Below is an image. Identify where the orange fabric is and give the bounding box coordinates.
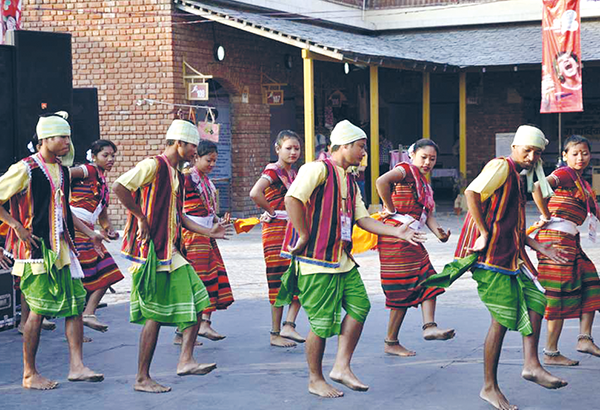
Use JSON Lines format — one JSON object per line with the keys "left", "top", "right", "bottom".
{"left": 234, "top": 217, "right": 260, "bottom": 234}
{"left": 351, "top": 213, "right": 382, "bottom": 254}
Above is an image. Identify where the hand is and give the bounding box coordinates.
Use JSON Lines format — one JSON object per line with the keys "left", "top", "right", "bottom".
{"left": 15, "top": 224, "right": 40, "bottom": 251}
{"left": 466, "top": 233, "right": 488, "bottom": 254}
{"left": 379, "top": 207, "right": 396, "bottom": 219}
{"left": 209, "top": 221, "right": 232, "bottom": 240}
{"left": 538, "top": 241, "right": 569, "bottom": 264}
{"left": 91, "top": 231, "right": 108, "bottom": 258}
{"left": 289, "top": 235, "right": 309, "bottom": 255}
{"left": 396, "top": 221, "right": 426, "bottom": 246}
{"left": 530, "top": 219, "right": 549, "bottom": 231}
{"left": 219, "top": 212, "right": 232, "bottom": 225}
{"left": 103, "top": 228, "right": 120, "bottom": 240}
{"left": 259, "top": 211, "right": 274, "bottom": 223}
{"left": 136, "top": 217, "right": 150, "bottom": 243}
{"left": 436, "top": 227, "right": 451, "bottom": 243}
{"left": 0, "top": 249, "right": 12, "bottom": 270}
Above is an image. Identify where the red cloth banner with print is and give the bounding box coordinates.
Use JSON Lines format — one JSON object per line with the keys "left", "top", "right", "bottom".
{"left": 541, "top": 0, "right": 583, "bottom": 113}
{"left": 1, "top": 0, "right": 22, "bottom": 44}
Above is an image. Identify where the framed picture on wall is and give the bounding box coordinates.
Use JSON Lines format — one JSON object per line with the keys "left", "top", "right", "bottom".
{"left": 188, "top": 82, "right": 209, "bottom": 101}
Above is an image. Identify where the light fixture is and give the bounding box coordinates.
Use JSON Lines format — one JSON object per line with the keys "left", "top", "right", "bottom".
{"left": 214, "top": 44, "right": 225, "bottom": 62}
{"left": 284, "top": 54, "right": 293, "bottom": 70}
{"left": 344, "top": 62, "right": 350, "bottom": 75}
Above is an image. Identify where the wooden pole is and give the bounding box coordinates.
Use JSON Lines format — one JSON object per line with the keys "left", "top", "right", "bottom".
{"left": 302, "top": 50, "right": 315, "bottom": 162}
{"left": 370, "top": 65, "right": 380, "bottom": 205}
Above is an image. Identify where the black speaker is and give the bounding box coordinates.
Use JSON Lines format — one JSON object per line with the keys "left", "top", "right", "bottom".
{"left": 72, "top": 88, "right": 100, "bottom": 164}
{"left": 0, "top": 45, "right": 16, "bottom": 173}
{"left": 8, "top": 30, "right": 73, "bottom": 160}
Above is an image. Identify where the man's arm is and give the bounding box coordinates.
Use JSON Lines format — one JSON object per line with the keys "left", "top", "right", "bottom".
{"left": 181, "top": 214, "right": 229, "bottom": 239}
{"left": 464, "top": 190, "right": 488, "bottom": 253}
{"left": 356, "top": 216, "right": 425, "bottom": 246}
{"left": 112, "top": 181, "right": 150, "bottom": 242}
{"left": 285, "top": 196, "right": 309, "bottom": 254}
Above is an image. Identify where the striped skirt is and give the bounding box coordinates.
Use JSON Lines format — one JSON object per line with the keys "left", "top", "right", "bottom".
{"left": 536, "top": 229, "right": 600, "bottom": 320}
{"left": 74, "top": 221, "right": 124, "bottom": 292}
{"left": 262, "top": 219, "right": 292, "bottom": 305}
{"left": 181, "top": 229, "right": 234, "bottom": 313}
{"left": 378, "top": 226, "right": 444, "bottom": 309}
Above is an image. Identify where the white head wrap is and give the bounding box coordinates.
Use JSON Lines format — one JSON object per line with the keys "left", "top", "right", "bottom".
{"left": 36, "top": 111, "right": 71, "bottom": 140}
{"left": 330, "top": 120, "right": 367, "bottom": 146}
{"left": 166, "top": 119, "right": 200, "bottom": 146}
{"left": 511, "top": 125, "right": 553, "bottom": 198}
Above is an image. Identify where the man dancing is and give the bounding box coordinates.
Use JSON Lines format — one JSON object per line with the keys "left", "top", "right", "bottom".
{"left": 113, "top": 119, "right": 227, "bottom": 393}
{"left": 278, "top": 120, "right": 424, "bottom": 398}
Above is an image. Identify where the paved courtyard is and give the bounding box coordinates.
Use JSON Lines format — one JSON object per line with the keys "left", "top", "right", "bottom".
{"left": 1, "top": 202, "right": 599, "bottom": 409}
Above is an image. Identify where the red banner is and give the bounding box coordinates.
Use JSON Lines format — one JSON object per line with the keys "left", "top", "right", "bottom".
{"left": 541, "top": 0, "right": 583, "bottom": 113}
{"left": 1, "top": 0, "right": 22, "bottom": 45}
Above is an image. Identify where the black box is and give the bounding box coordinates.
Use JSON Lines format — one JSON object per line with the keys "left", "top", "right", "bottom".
{"left": 0, "top": 268, "right": 17, "bottom": 331}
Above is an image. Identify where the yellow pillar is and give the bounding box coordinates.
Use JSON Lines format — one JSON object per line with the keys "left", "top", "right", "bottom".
{"left": 302, "top": 50, "right": 315, "bottom": 162}
{"left": 422, "top": 72, "right": 430, "bottom": 139}
{"left": 370, "top": 65, "right": 380, "bottom": 205}
{"left": 459, "top": 72, "right": 467, "bottom": 178}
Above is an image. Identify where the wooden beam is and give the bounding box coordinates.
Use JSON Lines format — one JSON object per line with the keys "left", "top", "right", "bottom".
{"left": 422, "top": 71, "right": 430, "bottom": 139}
{"left": 370, "top": 65, "right": 380, "bottom": 205}
{"left": 459, "top": 72, "right": 467, "bottom": 178}
{"left": 303, "top": 52, "right": 315, "bottom": 162}
{"left": 302, "top": 49, "right": 343, "bottom": 63}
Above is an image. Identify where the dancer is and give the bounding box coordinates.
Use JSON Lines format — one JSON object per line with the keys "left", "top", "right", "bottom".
{"left": 425, "top": 125, "right": 568, "bottom": 410}
{"left": 250, "top": 130, "right": 305, "bottom": 347}
{"left": 531, "top": 134, "right": 600, "bottom": 366}
{"left": 0, "top": 112, "right": 104, "bottom": 389}
{"left": 70, "top": 140, "right": 124, "bottom": 333}
{"left": 376, "top": 139, "right": 454, "bottom": 357}
{"left": 176, "top": 139, "right": 234, "bottom": 344}
{"left": 277, "top": 120, "right": 425, "bottom": 398}
{"left": 113, "top": 119, "right": 227, "bottom": 393}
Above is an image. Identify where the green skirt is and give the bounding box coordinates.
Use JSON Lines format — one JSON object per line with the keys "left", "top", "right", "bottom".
{"left": 20, "top": 243, "right": 86, "bottom": 318}
{"left": 130, "top": 242, "right": 210, "bottom": 330}
{"left": 277, "top": 260, "right": 371, "bottom": 339}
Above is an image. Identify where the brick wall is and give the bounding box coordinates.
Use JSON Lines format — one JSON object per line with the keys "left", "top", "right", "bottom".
{"left": 21, "top": 0, "right": 178, "bottom": 227}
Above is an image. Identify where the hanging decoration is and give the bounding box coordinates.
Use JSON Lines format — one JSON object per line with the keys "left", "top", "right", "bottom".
{"left": 261, "top": 71, "right": 286, "bottom": 106}
{"left": 541, "top": 0, "right": 583, "bottom": 113}
{"left": 184, "top": 60, "right": 212, "bottom": 101}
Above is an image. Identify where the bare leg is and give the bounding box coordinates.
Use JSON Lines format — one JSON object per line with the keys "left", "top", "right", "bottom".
{"left": 177, "top": 314, "right": 217, "bottom": 376}
{"left": 421, "top": 298, "right": 455, "bottom": 340}
{"left": 280, "top": 300, "right": 305, "bottom": 343}
{"left": 134, "top": 319, "right": 170, "bottom": 393}
{"left": 329, "top": 314, "right": 369, "bottom": 392}
{"left": 543, "top": 319, "right": 578, "bottom": 366}
{"left": 82, "top": 288, "right": 109, "bottom": 332}
{"left": 66, "top": 315, "right": 103, "bottom": 382}
{"left": 521, "top": 309, "right": 568, "bottom": 389}
{"left": 22, "top": 311, "right": 58, "bottom": 390}
{"left": 198, "top": 311, "right": 225, "bottom": 341}
{"left": 479, "top": 316, "right": 516, "bottom": 410}
{"left": 306, "top": 329, "right": 343, "bottom": 398}
{"left": 270, "top": 305, "right": 296, "bottom": 347}
{"left": 576, "top": 312, "right": 600, "bottom": 357}
{"left": 18, "top": 295, "right": 55, "bottom": 333}
{"left": 384, "top": 308, "right": 415, "bottom": 356}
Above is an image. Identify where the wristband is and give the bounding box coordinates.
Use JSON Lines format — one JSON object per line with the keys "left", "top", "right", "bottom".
{"left": 267, "top": 212, "right": 276, "bottom": 219}
{"left": 540, "top": 215, "right": 552, "bottom": 223}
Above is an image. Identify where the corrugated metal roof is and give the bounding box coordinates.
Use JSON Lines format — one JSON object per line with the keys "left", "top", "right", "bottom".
{"left": 175, "top": 0, "right": 600, "bottom": 68}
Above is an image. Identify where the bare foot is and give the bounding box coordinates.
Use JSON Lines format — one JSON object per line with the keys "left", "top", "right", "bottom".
{"left": 173, "top": 333, "right": 203, "bottom": 346}
{"left": 23, "top": 373, "right": 59, "bottom": 390}
{"left": 576, "top": 338, "right": 600, "bottom": 357}
{"left": 41, "top": 318, "right": 56, "bottom": 331}
{"left": 543, "top": 352, "right": 579, "bottom": 366}
{"left": 308, "top": 379, "right": 344, "bottom": 398}
{"left": 480, "top": 385, "right": 517, "bottom": 410}
{"left": 198, "top": 322, "right": 226, "bottom": 341}
{"left": 176, "top": 362, "right": 217, "bottom": 376}
{"left": 82, "top": 315, "right": 108, "bottom": 333}
{"left": 423, "top": 325, "right": 455, "bottom": 341}
{"left": 280, "top": 324, "right": 305, "bottom": 343}
{"left": 68, "top": 366, "right": 104, "bottom": 382}
{"left": 329, "top": 369, "right": 369, "bottom": 392}
{"left": 521, "top": 366, "right": 568, "bottom": 389}
{"left": 270, "top": 334, "right": 297, "bottom": 348}
{"left": 134, "top": 377, "right": 171, "bottom": 393}
{"left": 384, "top": 341, "right": 416, "bottom": 357}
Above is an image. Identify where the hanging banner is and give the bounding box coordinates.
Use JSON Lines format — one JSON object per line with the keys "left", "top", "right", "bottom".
{"left": 1, "top": 0, "right": 22, "bottom": 45}
{"left": 541, "top": 0, "right": 583, "bottom": 113}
